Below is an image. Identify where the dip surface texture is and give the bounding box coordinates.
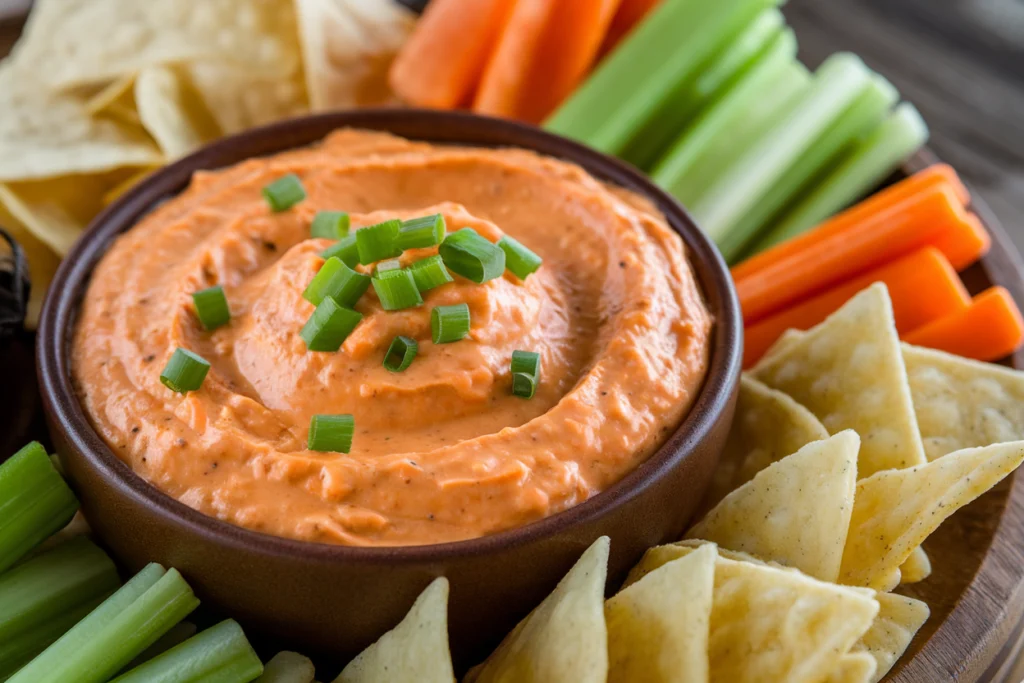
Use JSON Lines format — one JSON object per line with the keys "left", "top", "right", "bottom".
{"left": 73, "top": 130, "right": 712, "bottom": 546}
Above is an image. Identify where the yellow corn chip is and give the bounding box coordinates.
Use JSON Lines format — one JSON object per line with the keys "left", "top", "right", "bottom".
{"left": 854, "top": 592, "right": 929, "bottom": 683}
{"left": 257, "top": 651, "right": 316, "bottom": 683}
{"left": 467, "top": 537, "right": 609, "bottom": 683}
{"left": 183, "top": 63, "right": 308, "bottom": 135}
{"left": 898, "top": 546, "right": 932, "bottom": 584}
{"left": 135, "top": 66, "right": 220, "bottom": 159}
{"left": 333, "top": 577, "right": 454, "bottom": 683}
{"left": 840, "top": 441, "right": 1024, "bottom": 589}
{"left": 752, "top": 284, "right": 926, "bottom": 477}
{"left": 823, "top": 653, "right": 878, "bottom": 683}
{"left": 85, "top": 76, "right": 136, "bottom": 116}
{"left": 703, "top": 374, "right": 829, "bottom": 509}
{"left": 605, "top": 543, "right": 714, "bottom": 683}
{"left": 687, "top": 431, "right": 859, "bottom": 582}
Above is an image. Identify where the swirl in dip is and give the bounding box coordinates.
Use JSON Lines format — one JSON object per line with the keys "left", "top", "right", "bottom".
{"left": 73, "top": 129, "right": 712, "bottom": 547}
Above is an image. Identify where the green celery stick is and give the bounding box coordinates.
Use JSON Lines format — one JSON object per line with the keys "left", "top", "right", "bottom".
{"left": 544, "top": 0, "right": 780, "bottom": 155}
{"left": 10, "top": 563, "right": 200, "bottom": 683}
{"left": 0, "top": 441, "right": 79, "bottom": 573}
{"left": 652, "top": 30, "right": 806, "bottom": 204}
{"left": 255, "top": 652, "right": 316, "bottom": 683}
{"left": 110, "top": 620, "right": 263, "bottom": 683}
{"left": 719, "top": 72, "right": 899, "bottom": 260}
{"left": 751, "top": 102, "right": 929, "bottom": 253}
{"left": 122, "top": 621, "right": 198, "bottom": 672}
{"left": 690, "top": 53, "right": 873, "bottom": 258}
{"left": 0, "top": 596, "right": 105, "bottom": 679}
{"left": 621, "top": 7, "right": 786, "bottom": 170}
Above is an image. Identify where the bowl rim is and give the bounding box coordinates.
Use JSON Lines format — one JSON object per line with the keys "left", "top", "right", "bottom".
{"left": 36, "top": 108, "right": 743, "bottom": 564}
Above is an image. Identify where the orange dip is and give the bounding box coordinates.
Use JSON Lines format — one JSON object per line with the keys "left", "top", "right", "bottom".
{"left": 73, "top": 130, "right": 712, "bottom": 546}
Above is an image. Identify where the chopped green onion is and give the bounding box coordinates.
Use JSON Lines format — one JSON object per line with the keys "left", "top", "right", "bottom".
{"left": 0, "top": 441, "right": 79, "bottom": 574}
{"left": 384, "top": 336, "right": 418, "bottom": 373}
{"left": 409, "top": 255, "right": 454, "bottom": 292}
{"left": 498, "top": 236, "right": 543, "bottom": 279}
{"left": 372, "top": 269, "right": 423, "bottom": 311}
{"left": 160, "top": 348, "right": 211, "bottom": 394}
{"left": 511, "top": 350, "right": 541, "bottom": 377}
{"left": 110, "top": 620, "right": 262, "bottom": 683}
{"left": 397, "top": 214, "right": 446, "bottom": 250}
{"left": 376, "top": 258, "right": 402, "bottom": 274}
{"left": 308, "top": 414, "right": 354, "bottom": 453}
{"left": 439, "top": 228, "right": 506, "bottom": 283}
{"left": 356, "top": 219, "right": 402, "bottom": 264}
{"left": 431, "top": 304, "right": 471, "bottom": 344}
{"left": 311, "top": 211, "right": 350, "bottom": 240}
{"left": 321, "top": 233, "right": 359, "bottom": 268}
{"left": 300, "top": 297, "right": 362, "bottom": 352}
{"left": 191, "top": 285, "right": 231, "bottom": 331}
{"left": 512, "top": 372, "right": 537, "bottom": 399}
{"left": 262, "top": 174, "right": 306, "bottom": 212}
{"left": 9, "top": 563, "right": 199, "bottom": 683}
{"left": 302, "top": 257, "right": 371, "bottom": 308}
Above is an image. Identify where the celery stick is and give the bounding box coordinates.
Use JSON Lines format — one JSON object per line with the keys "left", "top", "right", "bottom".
{"left": 620, "top": 7, "right": 785, "bottom": 170}
{"left": 0, "top": 596, "right": 104, "bottom": 680}
{"left": 720, "top": 72, "right": 899, "bottom": 260}
{"left": 0, "top": 441, "right": 79, "bottom": 573}
{"left": 652, "top": 30, "right": 806, "bottom": 203}
{"left": 544, "top": 0, "right": 780, "bottom": 155}
{"left": 256, "top": 652, "right": 317, "bottom": 683}
{"left": 123, "top": 621, "right": 198, "bottom": 672}
{"left": 110, "top": 620, "right": 263, "bottom": 683}
{"left": 10, "top": 564, "right": 200, "bottom": 683}
{"left": 752, "top": 102, "right": 930, "bottom": 252}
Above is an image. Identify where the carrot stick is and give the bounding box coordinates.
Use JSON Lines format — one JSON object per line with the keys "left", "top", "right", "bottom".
{"left": 734, "top": 184, "right": 987, "bottom": 324}
{"left": 731, "top": 164, "right": 969, "bottom": 282}
{"left": 931, "top": 212, "right": 991, "bottom": 272}
{"left": 472, "top": 0, "right": 622, "bottom": 124}
{"left": 599, "top": 0, "right": 663, "bottom": 57}
{"left": 743, "top": 247, "right": 970, "bottom": 367}
{"left": 904, "top": 287, "right": 1024, "bottom": 362}
{"left": 389, "top": 0, "right": 516, "bottom": 109}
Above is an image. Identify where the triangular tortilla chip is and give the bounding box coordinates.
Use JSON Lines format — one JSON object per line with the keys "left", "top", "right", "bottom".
{"left": 903, "top": 343, "right": 1024, "bottom": 460}
{"left": 703, "top": 374, "right": 829, "bottom": 509}
{"left": 687, "top": 431, "right": 859, "bottom": 582}
{"left": 135, "top": 66, "right": 220, "bottom": 160}
{"left": 467, "top": 537, "right": 609, "bottom": 683}
{"left": 334, "top": 577, "right": 454, "bottom": 683}
{"left": 823, "top": 653, "right": 878, "bottom": 683}
{"left": 840, "top": 441, "right": 1024, "bottom": 589}
{"left": 898, "top": 546, "right": 932, "bottom": 584}
{"left": 627, "top": 542, "right": 879, "bottom": 683}
{"left": 854, "top": 592, "right": 929, "bottom": 683}
{"left": 752, "top": 284, "right": 926, "bottom": 477}
{"left": 605, "top": 543, "right": 715, "bottom": 683}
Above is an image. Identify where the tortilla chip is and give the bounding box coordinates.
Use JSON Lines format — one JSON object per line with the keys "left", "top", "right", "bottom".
{"left": 333, "top": 577, "right": 454, "bottom": 683}
{"left": 823, "top": 653, "right": 878, "bottom": 683}
{"left": 257, "top": 651, "right": 316, "bottom": 683}
{"left": 898, "top": 546, "right": 932, "bottom": 584}
{"left": 854, "top": 592, "right": 929, "bottom": 683}
{"left": 903, "top": 343, "right": 1024, "bottom": 460}
{"left": 0, "top": 206, "right": 59, "bottom": 329}
{"left": 183, "top": 62, "right": 308, "bottom": 135}
{"left": 135, "top": 66, "right": 220, "bottom": 159}
{"left": 703, "top": 374, "right": 829, "bottom": 509}
{"left": 840, "top": 441, "right": 1024, "bottom": 589}
{"left": 467, "top": 537, "right": 609, "bottom": 683}
{"left": 752, "top": 284, "right": 926, "bottom": 477}
{"left": 102, "top": 168, "right": 159, "bottom": 207}
{"left": 687, "top": 431, "right": 859, "bottom": 582}
{"left": 85, "top": 76, "right": 136, "bottom": 116}
{"left": 627, "top": 543, "right": 879, "bottom": 683}
{"left": 605, "top": 543, "right": 714, "bottom": 683}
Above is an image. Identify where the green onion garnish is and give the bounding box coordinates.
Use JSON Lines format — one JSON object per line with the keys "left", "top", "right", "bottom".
{"left": 439, "top": 228, "right": 506, "bottom": 283}
{"left": 376, "top": 258, "right": 402, "bottom": 274}
{"left": 321, "top": 233, "right": 359, "bottom": 268}
{"left": 512, "top": 372, "right": 537, "bottom": 399}
{"left": 498, "top": 236, "right": 543, "bottom": 279}
{"left": 159, "top": 349, "right": 210, "bottom": 394}
{"left": 262, "top": 174, "right": 306, "bottom": 212}
{"left": 302, "top": 257, "right": 371, "bottom": 308}
{"left": 372, "top": 269, "right": 423, "bottom": 311}
{"left": 384, "top": 336, "right": 418, "bottom": 373}
{"left": 511, "top": 350, "right": 541, "bottom": 377}
{"left": 109, "top": 620, "right": 262, "bottom": 683}
{"left": 409, "top": 255, "right": 454, "bottom": 292}
{"left": 300, "top": 297, "right": 362, "bottom": 352}
{"left": 308, "top": 414, "right": 354, "bottom": 453}
{"left": 311, "top": 211, "right": 350, "bottom": 240}
{"left": 397, "top": 214, "right": 446, "bottom": 250}
{"left": 356, "top": 219, "right": 402, "bottom": 264}
{"left": 191, "top": 285, "right": 230, "bottom": 331}
{"left": 431, "top": 303, "right": 471, "bottom": 344}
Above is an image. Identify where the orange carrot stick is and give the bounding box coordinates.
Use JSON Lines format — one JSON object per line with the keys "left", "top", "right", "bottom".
{"left": 932, "top": 212, "right": 991, "bottom": 272}
{"left": 472, "top": 0, "right": 622, "bottom": 124}
{"left": 734, "top": 184, "right": 987, "bottom": 324}
{"left": 389, "top": 0, "right": 516, "bottom": 109}
{"left": 904, "top": 287, "right": 1024, "bottom": 361}
{"left": 731, "top": 164, "right": 970, "bottom": 282}
{"left": 599, "top": 0, "right": 663, "bottom": 57}
{"left": 743, "top": 247, "right": 970, "bottom": 367}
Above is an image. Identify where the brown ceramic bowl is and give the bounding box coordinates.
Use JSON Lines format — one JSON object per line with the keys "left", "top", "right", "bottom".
{"left": 36, "top": 109, "right": 742, "bottom": 667}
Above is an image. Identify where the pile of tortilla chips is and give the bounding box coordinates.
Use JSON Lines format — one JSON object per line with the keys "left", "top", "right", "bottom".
{"left": 333, "top": 283, "right": 1024, "bottom": 683}
{"left": 0, "top": 0, "right": 414, "bottom": 327}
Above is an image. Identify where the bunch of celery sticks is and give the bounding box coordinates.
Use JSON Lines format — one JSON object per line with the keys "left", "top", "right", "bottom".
{"left": 546, "top": 0, "right": 929, "bottom": 263}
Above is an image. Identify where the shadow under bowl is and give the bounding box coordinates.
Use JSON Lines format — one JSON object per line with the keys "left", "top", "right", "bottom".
{"left": 36, "top": 109, "right": 743, "bottom": 667}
